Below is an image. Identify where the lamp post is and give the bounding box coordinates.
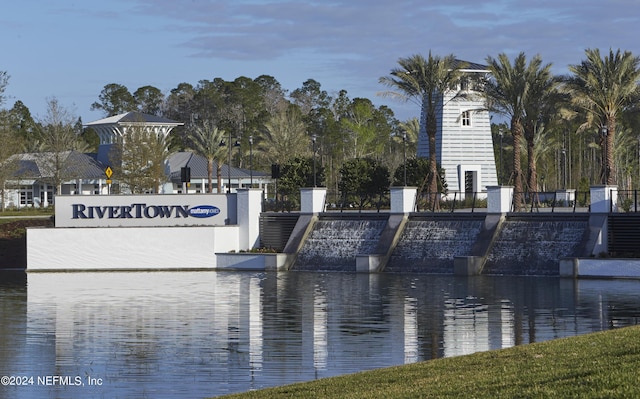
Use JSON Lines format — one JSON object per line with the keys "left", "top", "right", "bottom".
{"left": 637, "top": 137, "right": 640, "bottom": 189}
{"left": 561, "top": 148, "right": 567, "bottom": 189}
{"left": 225, "top": 131, "right": 241, "bottom": 193}
{"left": 312, "top": 134, "right": 317, "bottom": 187}
{"left": 602, "top": 125, "right": 608, "bottom": 185}
{"left": 249, "top": 135, "right": 254, "bottom": 187}
{"left": 227, "top": 130, "right": 232, "bottom": 193}
{"left": 218, "top": 139, "right": 225, "bottom": 193}
{"left": 402, "top": 130, "right": 407, "bottom": 186}
{"left": 499, "top": 129, "right": 503, "bottom": 185}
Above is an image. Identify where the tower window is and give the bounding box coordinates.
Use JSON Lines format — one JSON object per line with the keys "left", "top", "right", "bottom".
{"left": 461, "top": 111, "right": 471, "bottom": 127}
{"left": 460, "top": 78, "right": 469, "bottom": 91}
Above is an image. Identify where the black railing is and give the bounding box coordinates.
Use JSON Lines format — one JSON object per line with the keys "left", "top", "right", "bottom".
{"left": 614, "top": 190, "right": 640, "bottom": 212}
{"left": 512, "top": 191, "right": 590, "bottom": 213}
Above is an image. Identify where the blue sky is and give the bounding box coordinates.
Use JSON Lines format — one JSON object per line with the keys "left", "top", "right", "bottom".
{"left": 1, "top": 0, "right": 639, "bottom": 124}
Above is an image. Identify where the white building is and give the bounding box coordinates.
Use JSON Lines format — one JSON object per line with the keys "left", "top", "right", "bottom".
{"left": 167, "top": 152, "right": 272, "bottom": 194}
{"left": 4, "top": 151, "right": 108, "bottom": 208}
{"left": 417, "top": 60, "right": 498, "bottom": 197}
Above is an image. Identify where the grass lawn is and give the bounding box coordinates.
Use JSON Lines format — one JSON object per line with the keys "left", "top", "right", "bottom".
{"left": 216, "top": 325, "right": 640, "bottom": 399}
{"left": 0, "top": 207, "right": 53, "bottom": 218}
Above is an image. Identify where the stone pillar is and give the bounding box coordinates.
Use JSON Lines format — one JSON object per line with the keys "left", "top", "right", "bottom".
{"left": 237, "top": 188, "right": 263, "bottom": 250}
{"left": 590, "top": 185, "right": 618, "bottom": 213}
{"left": 390, "top": 186, "right": 417, "bottom": 213}
{"left": 487, "top": 186, "right": 513, "bottom": 213}
{"left": 300, "top": 187, "right": 327, "bottom": 213}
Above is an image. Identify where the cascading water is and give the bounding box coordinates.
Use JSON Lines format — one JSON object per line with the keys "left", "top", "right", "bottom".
{"left": 293, "top": 219, "right": 387, "bottom": 271}
{"left": 386, "top": 219, "right": 484, "bottom": 273}
{"left": 482, "top": 218, "right": 590, "bottom": 275}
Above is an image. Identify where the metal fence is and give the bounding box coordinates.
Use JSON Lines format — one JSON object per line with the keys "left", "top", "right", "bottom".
{"left": 614, "top": 190, "right": 640, "bottom": 213}
{"left": 261, "top": 189, "right": 640, "bottom": 214}
{"left": 511, "top": 191, "right": 590, "bottom": 213}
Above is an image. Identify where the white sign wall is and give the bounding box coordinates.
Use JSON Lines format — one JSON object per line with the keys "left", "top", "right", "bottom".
{"left": 55, "top": 194, "right": 236, "bottom": 227}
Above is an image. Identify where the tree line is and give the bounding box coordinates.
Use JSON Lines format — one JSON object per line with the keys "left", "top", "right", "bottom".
{"left": 1, "top": 47, "right": 640, "bottom": 210}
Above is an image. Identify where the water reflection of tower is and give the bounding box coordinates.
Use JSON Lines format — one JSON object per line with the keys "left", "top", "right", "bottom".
{"left": 313, "top": 287, "right": 328, "bottom": 373}
{"left": 443, "top": 297, "right": 515, "bottom": 358}
{"left": 403, "top": 297, "right": 419, "bottom": 364}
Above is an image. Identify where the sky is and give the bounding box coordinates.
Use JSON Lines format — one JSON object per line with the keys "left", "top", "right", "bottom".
{"left": 1, "top": 0, "right": 640, "bottom": 125}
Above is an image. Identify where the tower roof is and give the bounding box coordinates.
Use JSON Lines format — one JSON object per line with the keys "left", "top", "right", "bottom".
{"left": 454, "top": 59, "right": 489, "bottom": 72}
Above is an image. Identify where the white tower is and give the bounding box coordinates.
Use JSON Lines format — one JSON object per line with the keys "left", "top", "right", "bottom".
{"left": 417, "top": 60, "right": 498, "bottom": 197}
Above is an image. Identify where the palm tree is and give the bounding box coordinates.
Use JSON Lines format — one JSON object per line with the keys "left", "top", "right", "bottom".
{"left": 188, "top": 119, "right": 227, "bottom": 193}
{"left": 146, "top": 131, "right": 172, "bottom": 193}
{"left": 565, "top": 48, "right": 640, "bottom": 185}
{"left": 484, "top": 52, "right": 531, "bottom": 210}
{"left": 521, "top": 55, "right": 561, "bottom": 195}
{"left": 379, "top": 52, "right": 466, "bottom": 207}
{"left": 259, "top": 104, "right": 311, "bottom": 164}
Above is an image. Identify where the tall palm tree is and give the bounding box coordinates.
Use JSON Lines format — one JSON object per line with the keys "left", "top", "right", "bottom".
{"left": 522, "top": 55, "right": 561, "bottom": 194}
{"left": 188, "top": 119, "right": 227, "bottom": 193}
{"left": 565, "top": 48, "right": 640, "bottom": 185}
{"left": 484, "top": 52, "right": 531, "bottom": 209}
{"left": 379, "top": 52, "right": 466, "bottom": 206}
{"left": 259, "top": 104, "right": 310, "bottom": 164}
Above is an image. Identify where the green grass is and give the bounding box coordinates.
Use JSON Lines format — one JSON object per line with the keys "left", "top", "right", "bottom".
{"left": 0, "top": 207, "right": 53, "bottom": 217}
{"left": 216, "top": 326, "right": 640, "bottom": 399}
{"left": 0, "top": 208, "right": 53, "bottom": 228}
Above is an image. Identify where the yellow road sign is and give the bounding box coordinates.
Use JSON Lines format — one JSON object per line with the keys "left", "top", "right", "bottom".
{"left": 105, "top": 167, "right": 113, "bottom": 178}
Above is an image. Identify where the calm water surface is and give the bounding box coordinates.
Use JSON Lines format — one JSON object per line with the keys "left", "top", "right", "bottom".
{"left": 1, "top": 270, "right": 640, "bottom": 399}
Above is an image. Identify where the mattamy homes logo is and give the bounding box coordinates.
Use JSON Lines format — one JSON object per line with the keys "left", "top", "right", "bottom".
{"left": 71, "top": 203, "right": 221, "bottom": 219}
{"left": 188, "top": 205, "right": 221, "bottom": 218}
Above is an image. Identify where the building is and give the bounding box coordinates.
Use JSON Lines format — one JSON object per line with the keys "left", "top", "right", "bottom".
{"left": 417, "top": 60, "right": 498, "bottom": 197}
{"left": 4, "top": 151, "right": 108, "bottom": 208}
{"left": 167, "top": 152, "right": 272, "bottom": 194}
{"left": 2, "top": 112, "right": 271, "bottom": 208}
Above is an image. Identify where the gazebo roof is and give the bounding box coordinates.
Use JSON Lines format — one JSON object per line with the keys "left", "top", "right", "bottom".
{"left": 85, "top": 111, "right": 183, "bottom": 127}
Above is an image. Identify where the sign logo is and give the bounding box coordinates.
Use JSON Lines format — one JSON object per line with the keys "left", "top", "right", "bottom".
{"left": 189, "top": 205, "right": 221, "bottom": 218}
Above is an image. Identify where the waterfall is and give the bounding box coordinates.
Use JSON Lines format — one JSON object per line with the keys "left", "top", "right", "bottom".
{"left": 293, "top": 219, "right": 387, "bottom": 271}
{"left": 386, "top": 219, "right": 484, "bottom": 274}
{"left": 483, "top": 219, "right": 590, "bottom": 275}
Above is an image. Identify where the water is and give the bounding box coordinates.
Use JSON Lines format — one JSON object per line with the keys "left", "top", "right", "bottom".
{"left": 386, "top": 219, "right": 484, "bottom": 273}
{"left": 1, "top": 270, "right": 640, "bottom": 399}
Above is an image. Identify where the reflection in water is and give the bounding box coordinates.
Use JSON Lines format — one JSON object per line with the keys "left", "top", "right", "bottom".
{"left": 0, "top": 271, "right": 639, "bottom": 398}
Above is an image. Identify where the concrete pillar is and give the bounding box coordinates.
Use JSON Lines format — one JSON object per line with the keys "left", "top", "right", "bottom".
{"left": 300, "top": 187, "right": 326, "bottom": 213}
{"left": 390, "top": 186, "right": 417, "bottom": 213}
{"left": 487, "top": 186, "right": 513, "bottom": 213}
{"left": 590, "top": 185, "right": 617, "bottom": 213}
{"left": 555, "top": 189, "right": 576, "bottom": 205}
{"left": 237, "top": 188, "right": 263, "bottom": 250}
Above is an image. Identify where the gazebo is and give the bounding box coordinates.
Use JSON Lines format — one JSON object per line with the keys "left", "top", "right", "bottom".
{"left": 85, "top": 111, "right": 183, "bottom": 165}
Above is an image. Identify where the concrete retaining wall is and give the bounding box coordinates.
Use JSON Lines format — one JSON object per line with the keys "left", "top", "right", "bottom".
{"left": 560, "top": 258, "right": 640, "bottom": 279}
{"left": 27, "top": 226, "right": 238, "bottom": 271}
